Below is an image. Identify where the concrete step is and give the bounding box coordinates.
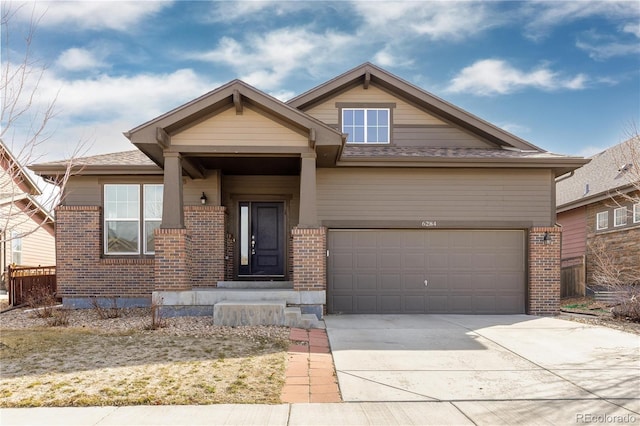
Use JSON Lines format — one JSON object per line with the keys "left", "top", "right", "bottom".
{"left": 301, "top": 313, "right": 320, "bottom": 329}
{"left": 216, "top": 281, "right": 294, "bottom": 289}
{"left": 213, "top": 300, "right": 286, "bottom": 326}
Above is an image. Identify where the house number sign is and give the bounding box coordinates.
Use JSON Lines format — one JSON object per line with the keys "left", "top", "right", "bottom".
{"left": 421, "top": 220, "right": 437, "bottom": 227}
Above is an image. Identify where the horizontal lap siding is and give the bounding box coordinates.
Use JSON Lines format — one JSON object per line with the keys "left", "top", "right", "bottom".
{"left": 394, "top": 126, "right": 492, "bottom": 148}
{"left": 171, "top": 105, "right": 308, "bottom": 147}
{"left": 558, "top": 207, "right": 587, "bottom": 259}
{"left": 305, "top": 85, "right": 446, "bottom": 126}
{"left": 317, "top": 168, "right": 553, "bottom": 226}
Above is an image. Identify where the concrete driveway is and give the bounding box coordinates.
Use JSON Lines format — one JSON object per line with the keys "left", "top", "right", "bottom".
{"left": 325, "top": 314, "right": 640, "bottom": 423}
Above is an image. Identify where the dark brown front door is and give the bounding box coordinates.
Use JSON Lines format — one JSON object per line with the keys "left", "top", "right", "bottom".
{"left": 239, "top": 202, "right": 285, "bottom": 277}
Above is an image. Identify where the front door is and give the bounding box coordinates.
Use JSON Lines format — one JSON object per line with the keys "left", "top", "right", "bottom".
{"left": 239, "top": 202, "right": 285, "bottom": 277}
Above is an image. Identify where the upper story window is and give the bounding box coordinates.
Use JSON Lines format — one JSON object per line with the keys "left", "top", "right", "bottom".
{"left": 104, "top": 184, "right": 163, "bottom": 255}
{"left": 614, "top": 207, "right": 627, "bottom": 227}
{"left": 342, "top": 108, "right": 389, "bottom": 144}
{"left": 634, "top": 203, "right": 639, "bottom": 224}
{"left": 596, "top": 211, "right": 608, "bottom": 230}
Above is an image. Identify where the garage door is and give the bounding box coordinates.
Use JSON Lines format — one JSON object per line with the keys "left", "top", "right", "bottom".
{"left": 328, "top": 230, "right": 525, "bottom": 314}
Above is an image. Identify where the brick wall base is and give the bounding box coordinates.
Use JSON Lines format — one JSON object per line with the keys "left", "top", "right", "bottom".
{"left": 154, "top": 228, "right": 191, "bottom": 291}
{"left": 292, "top": 227, "right": 326, "bottom": 291}
{"left": 55, "top": 206, "right": 154, "bottom": 299}
{"left": 529, "top": 227, "right": 562, "bottom": 315}
{"left": 185, "top": 206, "right": 225, "bottom": 286}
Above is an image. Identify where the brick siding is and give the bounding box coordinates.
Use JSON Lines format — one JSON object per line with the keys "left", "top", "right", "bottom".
{"left": 528, "top": 227, "right": 562, "bottom": 315}
{"left": 55, "top": 206, "right": 154, "bottom": 298}
{"left": 585, "top": 197, "right": 640, "bottom": 287}
{"left": 184, "top": 206, "right": 225, "bottom": 286}
{"left": 292, "top": 227, "right": 326, "bottom": 291}
{"left": 154, "top": 228, "right": 191, "bottom": 291}
{"left": 225, "top": 232, "right": 235, "bottom": 280}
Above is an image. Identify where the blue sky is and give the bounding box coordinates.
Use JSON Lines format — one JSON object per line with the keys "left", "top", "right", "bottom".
{"left": 2, "top": 0, "right": 640, "bottom": 163}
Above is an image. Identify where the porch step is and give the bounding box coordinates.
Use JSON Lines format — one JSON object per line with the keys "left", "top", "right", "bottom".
{"left": 284, "top": 307, "right": 321, "bottom": 329}
{"left": 217, "top": 281, "right": 294, "bottom": 289}
{"left": 212, "top": 300, "right": 321, "bottom": 328}
{"left": 213, "top": 300, "right": 286, "bottom": 326}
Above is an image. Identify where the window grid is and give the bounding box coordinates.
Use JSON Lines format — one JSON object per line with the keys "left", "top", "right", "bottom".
{"left": 634, "top": 204, "right": 640, "bottom": 224}
{"left": 342, "top": 108, "right": 389, "bottom": 144}
{"left": 104, "top": 184, "right": 163, "bottom": 255}
{"left": 596, "top": 211, "right": 608, "bottom": 230}
{"left": 614, "top": 207, "right": 627, "bottom": 227}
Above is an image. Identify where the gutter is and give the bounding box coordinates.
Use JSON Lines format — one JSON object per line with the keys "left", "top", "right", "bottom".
{"left": 555, "top": 170, "right": 574, "bottom": 183}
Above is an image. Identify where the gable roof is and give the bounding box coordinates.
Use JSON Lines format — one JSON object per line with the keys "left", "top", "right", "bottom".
{"left": 288, "top": 62, "right": 541, "bottom": 151}
{"left": 125, "top": 79, "right": 344, "bottom": 173}
{"left": 1, "top": 138, "right": 42, "bottom": 196}
{"left": 0, "top": 139, "right": 54, "bottom": 233}
{"left": 556, "top": 137, "right": 639, "bottom": 211}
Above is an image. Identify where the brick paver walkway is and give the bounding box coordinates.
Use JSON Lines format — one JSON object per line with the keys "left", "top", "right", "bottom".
{"left": 280, "top": 328, "right": 341, "bottom": 403}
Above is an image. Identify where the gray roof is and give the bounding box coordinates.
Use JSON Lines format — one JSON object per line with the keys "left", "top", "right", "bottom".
{"left": 556, "top": 137, "right": 639, "bottom": 209}
{"left": 31, "top": 149, "right": 156, "bottom": 168}
{"left": 341, "top": 146, "right": 571, "bottom": 159}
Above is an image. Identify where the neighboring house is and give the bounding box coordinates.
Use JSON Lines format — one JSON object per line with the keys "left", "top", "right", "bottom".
{"left": 0, "top": 139, "right": 56, "bottom": 287}
{"left": 30, "top": 63, "right": 587, "bottom": 318}
{"left": 556, "top": 138, "right": 640, "bottom": 291}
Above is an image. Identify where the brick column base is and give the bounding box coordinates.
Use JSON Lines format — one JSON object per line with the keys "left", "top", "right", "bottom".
{"left": 154, "top": 228, "right": 192, "bottom": 291}
{"left": 292, "top": 227, "right": 326, "bottom": 291}
{"left": 529, "top": 227, "right": 562, "bottom": 315}
{"left": 185, "top": 206, "right": 225, "bottom": 286}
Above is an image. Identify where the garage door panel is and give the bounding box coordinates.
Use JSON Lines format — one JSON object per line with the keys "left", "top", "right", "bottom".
{"left": 380, "top": 295, "right": 402, "bottom": 313}
{"left": 356, "top": 295, "right": 377, "bottom": 313}
{"left": 328, "top": 230, "right": 525, "bottom": 314}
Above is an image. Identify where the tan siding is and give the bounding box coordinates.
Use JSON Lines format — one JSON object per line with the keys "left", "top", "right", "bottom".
{"left": 394, "top": 126, "right": 493, "bottom": 148}
{"left": 222, "top": 175, "right": 300, "bottom": 229}
{"left": 172, "top": 105, "right": 308, "bottom": 147}
{"left": 1, "top": 206, "right": 55, "bottom": 266}
{"left": 64, "top": 176, "right": 101, "bottom": 205}
{"left": 183, "top": 173, "right": 221, "bottom": 206}
{"left": 557, "top": 207, "right": 587, "bottom": 259}
{"left": 317, "top": 168, "right": 553, "bottom": 226}
{"left": 305, "top": 84, "right": 446, "bottom": 125}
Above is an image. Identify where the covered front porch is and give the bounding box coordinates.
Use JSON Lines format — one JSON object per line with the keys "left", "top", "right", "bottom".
{"left": 123, "top": 81, "right": 343, "bottom": 327}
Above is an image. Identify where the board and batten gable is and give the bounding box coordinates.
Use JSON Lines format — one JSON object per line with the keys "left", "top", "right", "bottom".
{"left": 171, "top": 104, "right": 309, "bottom": 148}
{"left": 317, "top": 168, "right": 555, "bottom": 227}
{"left": 303, "top": 84, "right": 495, "bottom": 149}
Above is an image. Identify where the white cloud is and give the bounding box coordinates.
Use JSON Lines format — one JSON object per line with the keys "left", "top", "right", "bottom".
{"left": 622, "top": 22, "right": 640, "bottom": 38}
{"left": 205, "top": 0, "right": 299, "bottom": 23}
{"left": 55, "top": 48, "right": 105, "bottom": 71}
{"left": 185, "top": 28, "right": 355, "bottom": 90}
{"left": 522, "top": 0, "right": 640, "bottom": 40}
{"left": 351, "top": 1, "right": 499, "bottom": 41}
{"left": 576, "top": 39, "right": 640, "bottom": 61}
{"left": 446, "top": 59, "right": 588, "bottom": 96}
{"left": 11, "top": 1, "right": 171, "bottom": 31}
{"left": 499, "top": 123, "right": 531, "bottom": 135}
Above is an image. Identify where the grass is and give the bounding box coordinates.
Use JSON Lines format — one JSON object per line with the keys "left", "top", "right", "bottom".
{"left": 0, "top": 328, "right": 288, "bottom": 407}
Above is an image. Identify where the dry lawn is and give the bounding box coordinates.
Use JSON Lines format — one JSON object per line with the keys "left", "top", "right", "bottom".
{"left": 0, "top": 309, "right": 289, "bottom": 407}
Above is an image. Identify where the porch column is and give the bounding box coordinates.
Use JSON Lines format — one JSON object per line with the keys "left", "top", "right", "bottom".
{"left": 161, "top": 152, "right": 184, "bottom": 229}
{"left": 298, "top": 152, "right": 317, "bottom": 227}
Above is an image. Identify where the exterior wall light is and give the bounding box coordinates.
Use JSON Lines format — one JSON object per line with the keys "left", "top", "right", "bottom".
{"left": 200, "top": 192, "right": 207, "bottom": 205}
{"left": 543, "top": 232, "right": 550, "bottom": 245}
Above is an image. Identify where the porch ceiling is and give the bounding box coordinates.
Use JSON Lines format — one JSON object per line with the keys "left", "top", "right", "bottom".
{"left": 187, "top": 156, "right": 301, "bottom": 175}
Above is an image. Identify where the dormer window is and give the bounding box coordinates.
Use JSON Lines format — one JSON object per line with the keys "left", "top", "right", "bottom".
{"left": 342, "top": 108, "right": 389, "bottom": 144}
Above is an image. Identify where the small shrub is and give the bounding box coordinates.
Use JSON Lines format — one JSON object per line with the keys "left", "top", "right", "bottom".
{"left": 90, "top": 297, "right": 122, "bottom": 319}
{"left": 148, "top": 296, "right": 167, "bottom": 330}
{"left": 46, "top": 309, "right": 70, "bottom": 327}
{"left": 611, "top": 289, "right": 640, "bottom": 322}
{"left": 25, "top": 287, "right": 58, "bottom": 318}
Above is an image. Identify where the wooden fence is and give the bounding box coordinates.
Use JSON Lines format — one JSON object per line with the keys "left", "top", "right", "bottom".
{"left": 561, "top": 256, "right": 586, "bottom": 298}
{"left": 7, "top": 265, "right": 57, "bottom": 306}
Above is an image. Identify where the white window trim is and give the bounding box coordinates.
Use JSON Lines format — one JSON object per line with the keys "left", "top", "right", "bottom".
{"left": 104, "top": 184, "right": 141, "bottom": 255}
{"left": 634, "top": 203, "right": 640, "bottom": 224}
{"left": 143, "top": 184, "right": 163, "bottom": 255}
{"left": 613, "top": 206, "right": 627, "bottom": 227}
{"left": 342, "top": 108, "right": 390, "bottom": 144}
{"left": 596, "top": 211, "right": 608, "bottom": 230}
{"left": 11, "top": 231, "right": 22, "bottom": 265}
